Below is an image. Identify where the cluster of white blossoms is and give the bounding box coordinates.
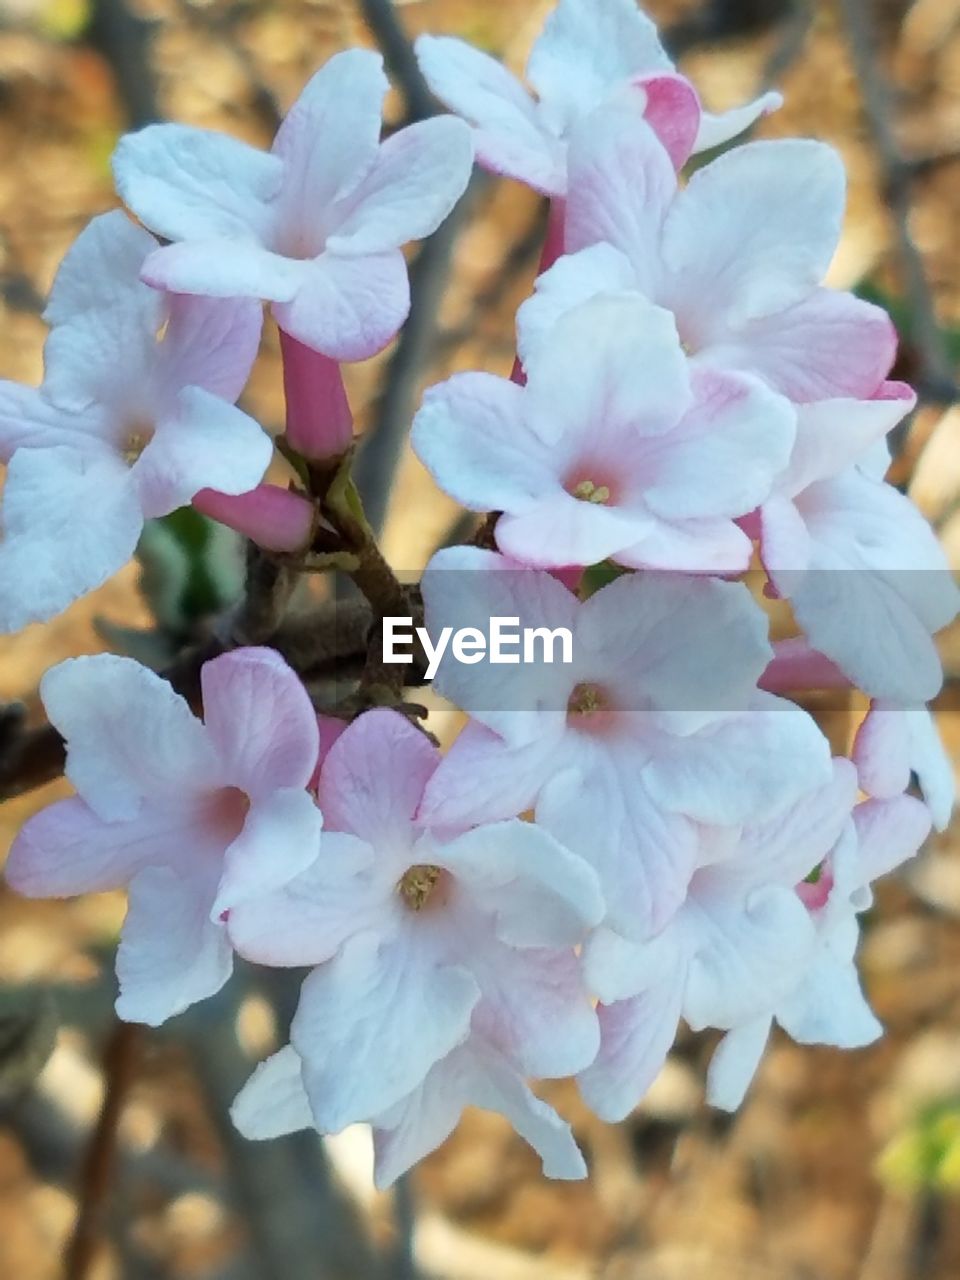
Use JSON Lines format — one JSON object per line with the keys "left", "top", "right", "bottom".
{"left": 2, "top": 0, "right": 958, "bottom": 1187}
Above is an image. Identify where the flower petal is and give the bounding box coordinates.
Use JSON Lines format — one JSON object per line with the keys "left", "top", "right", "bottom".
{"left": 327, "top": 116, "right": 473, "bottom": 254}
{"left": 0, "top": 448, "right": 143, "bottom": 632}
{"left": 141, "top": 241, "right": 306, "bottom": 302}
{"left": 415, "top": 35, "right": 563, "bottom": 196}
{"left": 706, "top": 288, "right": 898, "bottom": 402}
{"left": 113, "top": 123, "right": 281, "bottom": 242}
{"left": 694, "top": 91, "right": 782, "bottom": 152}
{"left": 526, "top": 0, "right": 671, "bottom": 128}
{"left": 577, "top": 983, "right": 683, "bottom": 1122}
{"left": 135, "top": 386, "right": 273, "bottom": 517}
{"left": 200, "top": 647, "right": 321, "bottom": 796}
{"left": 272, "top": 250, "right": 410, "bottom": 361}
{"left": 226, "top": 831, "right": 384, "bottom": 967}
{"left": 431, "top": 818, "right": 603, "bottom": 946}
{"left": 291, "top": 931, "right": 480, "bottom": 1130}
{"left": 661, "top": 140, "right": 845, "bottom": 331}
{"left": 232, "top": 1045, "right": 314, "bottom": 1140}
{"left": 213, "top": 787, "right": 323, "bottom": 918}
{"left": 39, "top": 653, "right": 217, "bottom": 821}
{"left": 705, "top": 1016, "right": 772, "bottom": 1111}
{"left": 116, "top": 865, "right": 233, "bottom": 1026}
{"left": 156, "top": 294, "right": 263, "bottom": 403}
{"left": 319, "top": 708, "right": 438, "bottom": 846}
{"left": 5, "top": 796, "right": 198, "bottom": 898}
{"left": 271, "top": 50, "right": 387, "bottom": 227}
{"left": 373, "top": 1036, "right": 586, "bottom": 1187}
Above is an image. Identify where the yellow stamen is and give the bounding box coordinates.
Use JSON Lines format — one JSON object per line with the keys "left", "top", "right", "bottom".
{"left": 398, "top": 864, "right": 442, "bottom": 911}
{"left": 121, "top": 429, "right": 152, "bottom": 465}
{"left": 571, "top": 479, "right": 610, "bottom": 504}
{"left": 567, "top": 682, "right": 608, "bottom": 717}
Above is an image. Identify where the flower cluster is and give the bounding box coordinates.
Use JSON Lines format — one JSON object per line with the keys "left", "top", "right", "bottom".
{"left": 2, "top": 0, "right": 957, "bottom": 1188}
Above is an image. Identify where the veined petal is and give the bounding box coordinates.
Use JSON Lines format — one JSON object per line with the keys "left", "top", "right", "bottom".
{"left": 272, "top": 250, "right": 410, "bottom": 361}
{"left": 116, "top": 864, "right": 232, "bottom": 1026}
{"left": 113, "top": 123, "right": 282, "bottom": 242}
{"left": 327, "top": 117, "right": 473, "bottom": 254}
{"left": 156, "top": 294, "right": 263, "bottom": 403}
{"left": 213, "top": 787, "right": 323, "bottom": 917}
{"left": 135, "top": 386, "right": 273, "bottom": 518}
{"left": 577, "top": 983, "right": 684, "bottom": 1122}
{"left": 291, "top": 931, "right": 480, "bottom": 1131}
{"left": 142, "top": 241, "right": 306, "bottom": 303}
{"left": 0, "top": 448, "right": 143, "bottom": 633}
{"left": 232, "top": 1046, "right": 314, "bottom": 1140}
{"left": 39, "top": 653, "right": 217, "bottom": 822}
{"left": 201, "top": 648, "right": 321, "bottom": 797}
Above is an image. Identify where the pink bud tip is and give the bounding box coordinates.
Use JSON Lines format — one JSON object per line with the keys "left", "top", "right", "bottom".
{"left": 280, "top": 327, "right": 354, "bottom": 461}
{"left": 759, "top": 637, "right": 851, "bottom": 693}
{"left": 193, "top": 485, "right": 315, "bottom": 553}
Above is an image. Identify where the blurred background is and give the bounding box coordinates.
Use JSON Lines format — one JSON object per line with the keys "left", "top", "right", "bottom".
{"left": 2, "top": 0, "right": 960, "bottom": 1276}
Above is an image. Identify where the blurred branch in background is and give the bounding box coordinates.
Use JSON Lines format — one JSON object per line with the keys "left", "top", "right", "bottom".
{"left": 88, "top": 0, "right": 160, "bottom": 128}
{"left": 63, "top": 1020, "right": 142, "bottom": 1280}
{"left": 353, "top": 0, "right": 487, "bottom": 534}
{"left": 840, "top": 0, "right": 959, "bottom": 406}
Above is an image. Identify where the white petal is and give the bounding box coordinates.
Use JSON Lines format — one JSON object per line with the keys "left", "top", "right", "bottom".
{"left": 431, "top": 817, "right": 603, "bottom": 946}
{"left": 272, "top": 250, "right": 410, "bottom": 361}
{"left": 415, "top": 35, "right": 563, "bottom": 196}
{"left": 116, "top": 865, "right": 233, "bottom": 1026}
{"left": 291, "top": 931, "right": 480, "bottom": 1131}
{"left": 705, "top": 1017, "right": 772, "bottom": 1111}
{"left": 113, "top": 122, "right": 281, "bottom": 242}
{"left": 142, "top": 240, "right": 306, "bottom": 303}
{"left": 43, "top": 210, "right": 160, "bottom": 327}
{"left": 200, "top": 647, "right": 321, "bottom": 797}
{"left": 577, "top": 983, "right": 683, "bottom": 1122}
{"left": 327, "top": 117, "right": 473, "bottom": 254}
{"left": 662, "top": 140, "right": 845, "bottom": 331}
{"left": 213, "top": 787, "right": 323, "bottom": 918}
{"left": 156, "top": 294, "right": 263, "bottom": 403}
{"left": 527, "top": 0, "right": 671, "bottom": 127}
{"left": 134, "top": 386, "right": 272, "bottom": 518}
{"left": 39, "top": 652, "right": 217, "bottom": 822}
{"left": 271, "top": 50, "right": 387, "bottom": 234}
{"left": 0, "top": 448, "right": 143, "bottom": 632}
{"left": 373, "top": 1035, "right": 586, "bottom": 1187}
{"left": 694, "top": 92, "right": 783, "bottom": 152}
{"left": 516, "top": 242, "right": 636, "bottom": 370}
{"left": 232, "top": 1045, "right": 313, "bottom": 1140}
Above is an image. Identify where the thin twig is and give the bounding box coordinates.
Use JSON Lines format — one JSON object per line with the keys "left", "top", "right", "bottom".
{"left": 354, "top": 177, "right": 483, "bottom": 535}
{"left": 63, "top": 1019, "right": 142, "bottom": 1280}
{"left": 357, "top": 0, "right": 435, "bottom": 123}
{"left": 839, "top": 0, "right": 959, "bottom": 405}
{"left": 88, "top": 0, "right": 160, "bottom": 129}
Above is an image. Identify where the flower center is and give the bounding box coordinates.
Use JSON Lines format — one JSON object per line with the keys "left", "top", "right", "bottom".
{"left": 120, "top": 423, "right": 155, "bottom": 465}
{"left": 571, "top": 479, "right": 610, "bottom": 505}
{"left": 207, "top": 786, "right": 251, "bottom": 843}
{"left": 397, "top": 864, "right": 443, "bottom": 912}
{"left": 567, "top": 681, "right": 609, "bottom": 717}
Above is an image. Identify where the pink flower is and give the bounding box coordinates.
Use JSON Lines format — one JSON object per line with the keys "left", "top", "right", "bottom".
{"left": 413, "top": 294, "right": 795, "bottom": 573}
{"left": 578, "top": 762, "right": 857, "bottom": 1120}
{"left": 759, "top": 397, "right": 960, "bottom": 703}
{"left": 416, "top": 0, "right": 779, "bottom": 197}
{"left": 418, "top": 548, "right": 832, "bottom": 937}
{"left": 518, "top": 107, "right": 897, "bottom": 404}
{"left": 854, "top": 699, "right": 954, "bottom": 831}
{"left": 5, "top": 648, "right": 322, "bottom": 1026}
{"left": 232, "top": 1030, "right": 587, "bottom": 1188}
{"left": 706, "top": 793, "right": 932, "bottom": 1109}
{"left": 0, "top": 212, "right": 270, "bottom": 630}
{"left": 112, "top": 50, "right": 474, "bottom": 361}
{"left": 226, "top": 708, "right": 602, "bottom": 1137}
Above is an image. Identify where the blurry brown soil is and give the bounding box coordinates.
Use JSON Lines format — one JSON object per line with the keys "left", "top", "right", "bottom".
{"left": 2, "top": 2, "right": 960, "bottom": 1278}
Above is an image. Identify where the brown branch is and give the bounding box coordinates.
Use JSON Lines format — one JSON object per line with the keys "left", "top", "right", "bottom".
{"left": 63, "top": 1019, "right": 142, "bottom": 1280}
{"left": 839, "top": 0, "right": 959, "bottom": 406}
{"left": 357, "top": 0, "right": 435, "bottom": 124}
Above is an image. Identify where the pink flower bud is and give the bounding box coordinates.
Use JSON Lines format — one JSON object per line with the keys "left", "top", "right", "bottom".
{"left": 280, "top": 327, "right": 354, "bottom": 461}
{"left": 193, "top": 484, "right": 315, "bottom": 553}
{"left": 759, "top": 638, "right": 851, "bottom": 694}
